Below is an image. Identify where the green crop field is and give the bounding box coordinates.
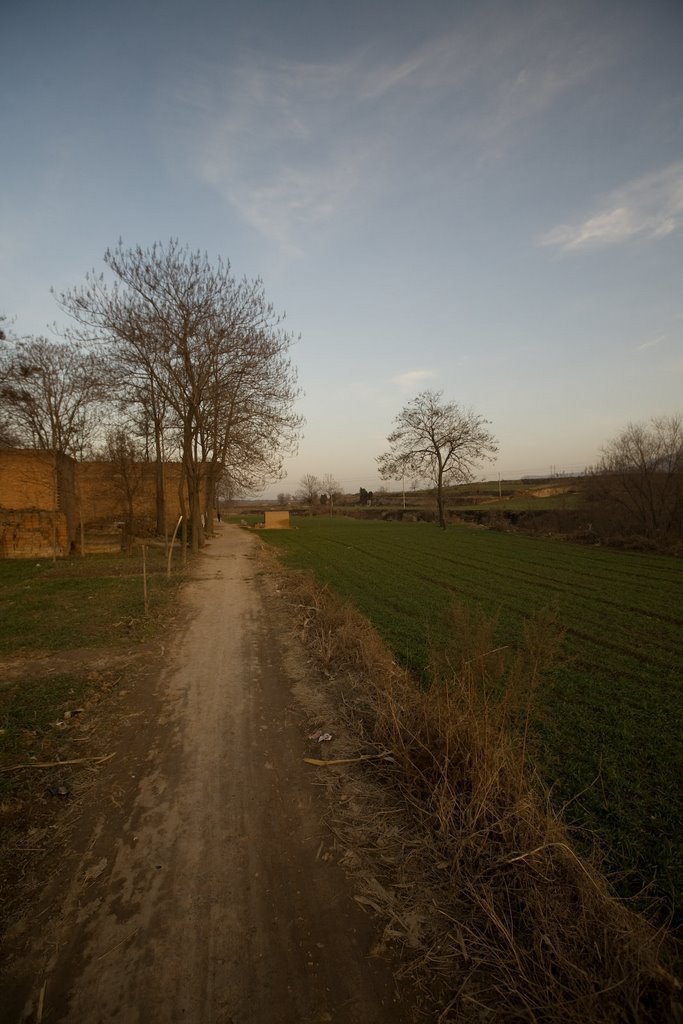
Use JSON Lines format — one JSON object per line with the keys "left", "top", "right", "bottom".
{"left": 259, "top": 516, "right": 683, "bottom": 921}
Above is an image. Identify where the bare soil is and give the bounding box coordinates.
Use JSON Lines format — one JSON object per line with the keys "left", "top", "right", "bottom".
{"left": 1, "top": 526, "right": 415, "bottom": 1023}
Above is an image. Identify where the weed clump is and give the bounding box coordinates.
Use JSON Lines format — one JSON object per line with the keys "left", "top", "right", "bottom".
{"left": 291, "top": 575, "right": 681, "bottom": 1023}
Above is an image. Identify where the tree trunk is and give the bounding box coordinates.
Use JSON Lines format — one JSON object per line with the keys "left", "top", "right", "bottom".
{"left": 149, "top": 388, "right": 166, "bottom": 537}
{"left": 184, "top": 455, "right": 204, "bottom": 555}
{"left": 178, "top": 465, "right": 188, "bottom": 567}
{"left": 204, "top": 459, "right": 225, "bottom": 535}
{"left": 437, "top": 466, "right": 447, "bottom": 530}
{"left": 154, "top": 443, "right": 166, "bottom": 538}
{"left": 126, "top": 498, "right": 135, "bottom": 556}
{"left": 205, "top": 474, "right": 216, "bottom": 534}
{"left": 52, "top": 451, "right": 59, "bottom": 561}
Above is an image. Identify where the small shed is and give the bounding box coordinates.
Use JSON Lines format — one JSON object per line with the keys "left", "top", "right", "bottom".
{"left": 264, "top": 510, "right": 290, "bottom": 530}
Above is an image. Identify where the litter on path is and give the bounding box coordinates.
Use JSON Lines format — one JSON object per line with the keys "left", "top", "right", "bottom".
{"left": 307, "top": 730, "right": 333, "bottom": 742}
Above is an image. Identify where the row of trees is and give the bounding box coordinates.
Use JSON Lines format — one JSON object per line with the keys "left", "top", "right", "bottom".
{"left": 1, "top": 241, "right": 303, "bottom": 551}
{"left": 589, "top": 414, "right": 682, "bottom": 542}
{"left": 282, "top": 482, "right": 377, "bottom": 507}
{"left": 294, "top": 473, "right": 342, "bottom": 507}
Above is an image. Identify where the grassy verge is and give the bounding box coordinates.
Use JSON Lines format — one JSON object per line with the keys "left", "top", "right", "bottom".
{"left": 282, "top": 569, "right": 681, "bottom": 1022}
{"left": 0, "top": 548, "right": 182, "bottom": 654}
{"left": 0, "top": 673, "right": 100, "bottom": 805}
{"left": 0, "top": 547, "right": 185, "bottom": 894}
{"left": 257, "top": 517, "right": 683, "bottom": 922}
{"left": 224, "top": 513, "right": 264, "bottom": 527}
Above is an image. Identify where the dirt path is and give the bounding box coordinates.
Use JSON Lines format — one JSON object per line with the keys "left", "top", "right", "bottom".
{"left": 3, "top": 526, "right": 412, "bottom": 1024}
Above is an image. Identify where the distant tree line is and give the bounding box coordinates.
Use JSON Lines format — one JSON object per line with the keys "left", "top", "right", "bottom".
{"left": 587, "top": 415, "right": 682, "bottom": 545}
{"left": 294, "top": 473, "right": 342, "bottom": 507}
{"left": 0, "top": 241, "right": 303, "bottom": 552}
{"left": 292, "top": 479, "right": 380, "bottom": 507}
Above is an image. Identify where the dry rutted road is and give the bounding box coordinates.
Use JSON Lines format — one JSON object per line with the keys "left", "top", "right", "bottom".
{"left": 5, "top": 526, "right": 409, "bottom": 1024}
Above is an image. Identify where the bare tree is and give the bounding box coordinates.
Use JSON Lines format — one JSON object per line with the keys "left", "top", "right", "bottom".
{"left": 196, "top": 312, "right": 302, "bottom": 532}
{"left": 57, "top": 240, "right": 302, "bottom": 552}
{"left": 103, "top": 428, "right": 146, "bottom": 552}
{"left": 107, "top": 339, "right": 173, "bottom": 535}
{"left": 0, "top": 317, "right": 18, "bottom": 448}
{"left": 590, "top": 415, "right": 682, "bottom": 540}
{"left": 377, "top": 390, "right": 498, "bottom": 529}
{"left": 320, "top": 473, "right": 342, "bottom": 510}
{"left": 0, "top": 335, "right": 108, "bottom": 456}
{"left": 297, "top": 473, "right": 320, "bottom": 505}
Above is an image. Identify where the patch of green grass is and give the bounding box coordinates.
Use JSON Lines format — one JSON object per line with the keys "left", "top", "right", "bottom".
{"left": 0, "top": 548, "right": 185, "bottom": 835}
{"left": 224, "top": 513, "right": 264, "bottom": 527}
{"left": 260, "top": 516, "right": 683, "bottom": 921}
{"left": 0, "top": 548, "right": 185, "bottom": 909}
{"left": 0, "top": 672, "right": 92, "bottom": 802}
{"left": 0, "top": 672, "right": 88, "bottom": 756}
{"left": 0, "top": 550, "right": 183, "bottom": 654}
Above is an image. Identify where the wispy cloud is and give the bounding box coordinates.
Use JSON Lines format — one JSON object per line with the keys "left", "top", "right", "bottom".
{"left": 391, "top": 369, "right": 435, "bottom": 389}
{"left": 201, "top": 147, "right": 370, "bottom": 257}
{"left": 637, "top": 334, "right": 665, "bottom": 351}
{"left": 181, "top": 55, "right": 382, "bottom": 253}
{"left": 173, "top": 5, "right": 615, "bottom": 252}
{"left": 538, "top": 162, "right": 683, "bottom": 251}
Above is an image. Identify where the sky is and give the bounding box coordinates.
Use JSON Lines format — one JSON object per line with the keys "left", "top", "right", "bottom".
{"left": 2, "top": 0, "right": 682, "bottom": 496}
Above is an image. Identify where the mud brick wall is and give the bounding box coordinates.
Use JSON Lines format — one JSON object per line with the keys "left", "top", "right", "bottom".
{"left": 0, "top": 510, "right": 69, "bottom": 559}
{"left": 76, "top": 461, "right": 190, "bottom": 533}
{"left": 76, "top": 461, "right": 130, "bottom": 527}
{"left": 0, "top": 450, "right": 212, "bottom": 553}
{"left": 0, "top": 450, "right": 79, "bottom": 550}
{"left": 0, "top": 449, "right": 59, "bottom": 510}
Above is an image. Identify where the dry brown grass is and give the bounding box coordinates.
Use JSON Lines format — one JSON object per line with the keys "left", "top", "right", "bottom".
{"left": 287, "top": 571, "right": 682, "bottom": 1023}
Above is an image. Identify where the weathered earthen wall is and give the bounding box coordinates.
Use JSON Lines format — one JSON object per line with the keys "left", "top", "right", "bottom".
{"left": 76, "top": 461, "right": 194, "bottom": 533}
{"left": 0, "top": 510, "right": 70, "bottom": 559}
{"left": 0, "top": 451, "right": 79, "bottom": 553}
{"left": 77, "top": 461, "right": 137, "bottom": 528}
{"left": 0, "top": 450, "right": 59, "bottom": 510}
{"left": 0, "top": 451, "right": 211, "bottom": 555}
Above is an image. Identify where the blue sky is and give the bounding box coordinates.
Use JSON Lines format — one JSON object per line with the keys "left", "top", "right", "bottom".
{"left": 2, "top": 0, "right": 682, "bottom": 495}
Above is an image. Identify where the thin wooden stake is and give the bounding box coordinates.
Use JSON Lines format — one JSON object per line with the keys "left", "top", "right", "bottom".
{"left": 167, "top": 515, "right": 182, "bottom": 577}
{"left": 142, "top": 542, "right": 148, "bottom": 615}
{"left": 36, "top": 981, "right": 46, "bottom": 1023}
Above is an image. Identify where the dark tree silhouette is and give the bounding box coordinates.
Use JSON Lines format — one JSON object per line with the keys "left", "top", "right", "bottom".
{"left": 58, "top": 240, "right": 302, "bottom": 551}
{"left": 377, "top": 390, "right": 497, "bottom": 529}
